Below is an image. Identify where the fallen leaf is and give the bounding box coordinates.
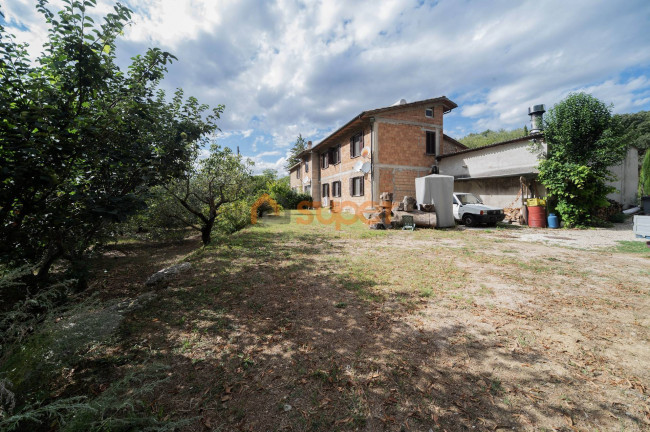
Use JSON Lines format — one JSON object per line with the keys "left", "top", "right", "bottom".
{"left": 335, "top": 417, "right": 353, "bottom": 425}
{"left": 221, "top": 395, "right": 231, "bottom": 402}
{"left": 564, "top": 415, "right": 573, "bottom": 426}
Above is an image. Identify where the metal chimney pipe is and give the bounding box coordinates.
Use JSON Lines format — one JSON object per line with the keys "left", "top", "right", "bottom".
{"left": 528, "top": 104, "right": 545, "bottom": 134}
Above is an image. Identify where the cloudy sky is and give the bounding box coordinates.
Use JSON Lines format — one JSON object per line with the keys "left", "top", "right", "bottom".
{"left": 2, "top": 0, "right": 650, "bottom": 173}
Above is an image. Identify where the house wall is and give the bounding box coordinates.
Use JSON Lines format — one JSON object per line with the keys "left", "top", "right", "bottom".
{"left": 289, "top": 154, "right": 312, "bottom": 194}
{"left": 373, "top": 104, "right": 446, "bottom": 202}
{"left": 606, "top": 146, "right": 639, "bottom": 206}
{"left": 438, "top": 139, "right": 546, "bottom": 179}
{"left": 440, "top": 141, "right": 638, "bottom": 208}
{"left": 442, "top": 136, "right": 467, "bottom": 155}
{"left": 318, "top": 126, "right": 372, "bottom": 210}
{"left": 307, "top": 101, "right": 461, "bottom": 209}
{"left": 454, "top": 176, "right": 547, "bottom": 209}
{"left": 289, "top": 166, "right": 301, "bottom": 191}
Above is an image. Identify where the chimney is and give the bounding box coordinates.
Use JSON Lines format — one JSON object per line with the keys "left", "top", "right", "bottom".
{"left": 307, "top": 140, "right": 312, "bottom": 149}
{"left": 528, "top": 104, "right": 545, "bottom": 134}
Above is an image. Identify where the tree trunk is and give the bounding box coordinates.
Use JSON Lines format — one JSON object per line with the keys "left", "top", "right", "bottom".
{"left": 36, "top": 245, "right": 63, "bottom": 286}
{"left": 201, "top": 219, "right": 215, "bottom": 245}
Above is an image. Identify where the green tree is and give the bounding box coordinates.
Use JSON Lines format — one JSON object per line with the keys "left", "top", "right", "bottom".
{"left": 163, "top": 145, "right": 252, "bottom": 245}
{"left": 0, "top": 1, "right": 221, "bottom": 285}
{"left": 246, "top": 169, "right": 277, "bottom": 197}
{"left": 615, "top": 111, "right": 650, "bottom": 154}
{"left": 285, "top": 134, "right": 307, "bottom": 170}
{"left": 537, "top": 93, "right": 626, "bottom": 227}
{"left": 266, "top": 177, "right": 311, "bottom": 209}
{"left": 640, "top": 150, "right": 650, "bottom": 197}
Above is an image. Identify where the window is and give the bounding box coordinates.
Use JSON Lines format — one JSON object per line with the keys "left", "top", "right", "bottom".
{"left": 322, "top": 183, "right": 330, "bottom": 198}
{"left": 329, "top": 145, "right": 341, "bottom": 165}
{"left": 332, "top": 181, "right": 341, "bottom": 197}
{"left": 426, "top": 131, "right": 437, "bottom": 155}
{"left": 350, "top": 133, "right": 363, "bottom": 158}
{"left": 350, "top": 176, "right": 364, "bottom": 196}
{"left": 305, "top": 161, "right": 309, "bottom": 173}
{"left": 425, "top": 108, "right": 434, "bottom": 118}
{"left": 321, "top": 152, "right": 329, "bottom": 169}
{"left": 296, "top": 167, "right": 300, "bottom": 179}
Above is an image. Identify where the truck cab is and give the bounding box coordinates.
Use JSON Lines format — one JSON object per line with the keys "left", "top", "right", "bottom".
{"left": 452, "top": 193, "right": 505, "bottom": 227}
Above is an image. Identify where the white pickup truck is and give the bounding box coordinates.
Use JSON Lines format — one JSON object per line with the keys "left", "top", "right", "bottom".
{"left": 452, "top": 192, "right": 505, "bottom": 227}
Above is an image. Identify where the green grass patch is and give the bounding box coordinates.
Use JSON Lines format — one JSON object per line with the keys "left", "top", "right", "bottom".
{"left": 615, "top": 240, "right": 650, "bottom": 255}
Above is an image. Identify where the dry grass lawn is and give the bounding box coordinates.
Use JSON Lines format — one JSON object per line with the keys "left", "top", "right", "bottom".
{"left": 79, "top": 210, "right": 650, "bottom": 431}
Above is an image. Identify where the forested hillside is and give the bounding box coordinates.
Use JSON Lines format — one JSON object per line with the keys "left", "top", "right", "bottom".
{"left": 616, "top": 111, "right": 650, "bottom": 154}
{"left": 459, "top": 112, "right": 650, "bottom": 152}
{"left": 458, "top": 127, "right": 528, "bottom": 148}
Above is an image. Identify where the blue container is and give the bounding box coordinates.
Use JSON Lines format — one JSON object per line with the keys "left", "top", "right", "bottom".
{"left": 547, "top": 213, "right": 559, "bottom": 229}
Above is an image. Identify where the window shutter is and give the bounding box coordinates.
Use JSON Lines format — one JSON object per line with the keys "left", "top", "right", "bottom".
{"left": 349, "top": 178, "right": 353, "bottom": 196}
{"left": 338, "top": 145, "right": 341, "bottom": 163}
{"left": 360, "top": 132, "right": 364, "bottom": 150}
{"left": 360, "top": 177, "right": 364, "bottom": 196}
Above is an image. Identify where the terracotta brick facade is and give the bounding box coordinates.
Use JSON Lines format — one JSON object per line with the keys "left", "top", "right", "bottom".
{"left": 379, "top": 104, "right": 444, "bottom": 125}
{"left": 442, "top": 135, "right": 467, "bottom": 155}
{"left": 290, "top": 97, "right": 461, "bottom": 210}
{"left": 376, "top": 122, "right": 439, "bottom": 166}
{"left": 317, "top": 126, "right": 372, "bottom": 210}
{"left": 372, "top": 104, "right": 449, "bottom": 201}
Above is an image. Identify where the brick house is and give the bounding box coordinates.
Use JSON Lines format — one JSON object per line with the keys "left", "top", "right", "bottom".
{"left": 289, "top": 96, "right": 467, "bottom": 209}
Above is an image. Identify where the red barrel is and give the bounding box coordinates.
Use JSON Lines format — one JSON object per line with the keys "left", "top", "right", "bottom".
{"left": 527, "top": 205, "right": 547, "bottom": 228}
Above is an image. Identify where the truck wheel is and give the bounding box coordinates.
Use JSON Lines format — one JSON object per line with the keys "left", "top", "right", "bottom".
{"left": 462, "top": 214, "right": 476, "bottom": 227}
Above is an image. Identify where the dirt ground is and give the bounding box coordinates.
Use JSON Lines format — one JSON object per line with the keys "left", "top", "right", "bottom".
{"left": 472, "top": 217, "right": 644, "bottom": 249}
{"left": 81, "top": 213, "right": 649, "bottom": 431}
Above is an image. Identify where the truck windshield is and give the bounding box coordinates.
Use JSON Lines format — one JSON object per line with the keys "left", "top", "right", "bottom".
{"left": 457, "top": 194, "right": 482, "bottom": 205}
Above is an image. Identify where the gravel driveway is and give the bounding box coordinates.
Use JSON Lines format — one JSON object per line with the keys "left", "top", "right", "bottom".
{"left": 478, "top": 218, "right": 647, "bottom": 249}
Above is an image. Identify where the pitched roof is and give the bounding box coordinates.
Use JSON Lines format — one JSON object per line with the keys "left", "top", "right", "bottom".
{"left": 300, "top": 96, "right": 457, "bottom": 155}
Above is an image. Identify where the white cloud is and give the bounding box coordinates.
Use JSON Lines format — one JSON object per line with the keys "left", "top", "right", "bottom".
{"left": 4, "top": 0, "right": 650, "bottom": 149}
{"left": 245, "top": 154, "right": 288, "bottom": 175}
{"left": 255, "top": 150, "right": 281, "bottom": 158}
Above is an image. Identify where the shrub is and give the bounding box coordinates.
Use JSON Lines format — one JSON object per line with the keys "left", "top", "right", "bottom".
{"left": 267, "top": 180, "right": 312, "bottom": 209}
{"left": 214, "top": 200, "right": 253, "bottom": 234}
{"left": 537, "top": 93, "right": 626, "bottom": 227}
{"left": 640, "top": 150, "right": 650, "bottom": 197}
{"left": 609, "top": 212, "right": 626, "bottom": 223}
{"left": 0, "top": 365, "right": 189, "bottom": 432}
